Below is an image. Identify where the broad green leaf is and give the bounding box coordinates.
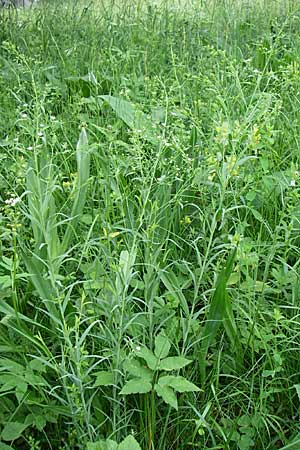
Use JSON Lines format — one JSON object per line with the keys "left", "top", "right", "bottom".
{"left": 123, "top": 359, "right": 153, "bottom": 381}
{"left": 134, "top": 347, "right": 158, "bottom": 371}
{"left": 158, "top": 375, "right": 200, "bottom": 392}
{"left": 154, "top": 332, "right": 171, "bottom": 359}
{"left": 200, "top": 248, "right": 237, "bottom": 381}
{"left": 100, "top": 95, "right": 158, "bottom": 144}
{"left": 87, "top": 440, "right": 118, "bottom": 450}
{"left": 1, "top": 422, "right": 28, "bottom": 441}
{"left": 120, "top": 379, "right": 152, "bottom": 395}
{"left": 155, "top": 384, "right": 178, "bottom": 410}
{"left": 0, "top": 443, "right": 14, "bottom": 450}
{"left": 119, "top": 435, "right": 141, "bottom": 450}
{"left": 94, "top": 371, "right": 114, "bottom": 387}
{"left": 159, "top": 356, "right": 192, "bottom": 371}
{"left": 24, "top": 413, "right": 46, "bottom": 431}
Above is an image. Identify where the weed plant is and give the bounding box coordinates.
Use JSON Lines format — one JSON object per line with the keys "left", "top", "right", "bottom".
{"left": 1, "top": 0, "right": 300, "bottom": 449}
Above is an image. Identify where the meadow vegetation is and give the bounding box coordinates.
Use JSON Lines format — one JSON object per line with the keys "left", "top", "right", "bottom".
{"left": 1, "top": 0, "right": 300, "bottom": 448}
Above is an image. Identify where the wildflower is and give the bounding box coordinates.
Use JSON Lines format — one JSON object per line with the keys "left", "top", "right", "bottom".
{"left": 5, "top": 196, "right": 21, "bottom": 207}
{"left": 135, "top": 346, "right": 141, "bottom": 351}
{"left": 21, "top": 113, "right": 28, "bottom": 119}
{"left": 27, "top": 146, "right": 33, "bottom": 151}
{"left": 290, "top": 179, "right": 296, "bottom": 187}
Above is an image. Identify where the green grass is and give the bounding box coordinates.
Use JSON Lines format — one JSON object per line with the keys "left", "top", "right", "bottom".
{"left": 1, "top": 0, "right": 300, "bottom": 448}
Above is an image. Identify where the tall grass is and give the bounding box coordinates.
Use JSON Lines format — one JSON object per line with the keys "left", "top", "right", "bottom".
{"left": 1, "top": 0, "right": 300, "bottom": 448}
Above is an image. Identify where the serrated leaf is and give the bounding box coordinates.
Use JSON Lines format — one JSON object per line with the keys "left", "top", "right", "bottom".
{"left": 94, "top": 371, "right": 114, "bottom": 387}
{"left": 154, "top": 332, "right": 171, "bottom": 359}
{"left": 119, "top": 435, "right": 141, "bottom": 450}
{"left": 1, "top": 422, "right": 28, "bottom": 441}
{"left": 159, "top": 375, "right": 200, "bottom": 392}
{"left": 134, "top": 347, "right": 158, "bottom": 371}
{"left": 123, "top": 359, "right": 153, "bottom": 381}
{"left": 155, "top": 384, "right": 178, "bottom": 410}
{"left": 120, "top": 379, "right": 152, "bottom": 395}
{"left": 159, "top": 356, "right": 192, "bottom": 371}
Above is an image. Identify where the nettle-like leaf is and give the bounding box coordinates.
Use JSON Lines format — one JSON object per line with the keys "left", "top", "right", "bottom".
{"left": 119, "top": 435, "right": 141, "bottom": 450}
{"left": 154, "top": 332, "right": 171, "bottom": 359}
{"left": 123, "top": 358, "right": 153, "bottom": 381}
{"left": 155, "top": 383, "right": 178, "bottom": 410}
{"left": 120, "top": 379, "right": 152, "bottom": 395}
{"left": 134, "top": 346, "right": 158, "bottom": 371}
{"left": 93, "top": 371, "right": 114, "bottom": 387}
{"left": 158, "top": 375, "right": 200, "bottom": 393}
{"left": 159, "top": 356, "right": 192, "bottom": 371}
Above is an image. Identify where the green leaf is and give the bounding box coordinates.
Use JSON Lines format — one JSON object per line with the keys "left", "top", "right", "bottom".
{"left": 119, "top": 435, "right": 141, "bottom": 450}
{"left": 278, "top": 435, "right": 300, "bottom": 449}
{"left": 154, "top": 332, "right": 171, "bottom": 359}
{"left": 101, "top": 95, "right": 158, "bottom": 145}
{"left": 0, "top": 443, "right": 14, "bottom": 450}
{"left": 158, "top": 375, "right": 200, "bottom": 392}
{"left": 294, "top": 384, "right": 300, "bottom": 402}
{"left": 123, "top": 358, "right": 153, "bottom": 381}
{"left": 94, "top": 371, "right": 114, "bottom": 387}
{"left": 2, "top": 422, "right": 28, "bottom": 441}
{"left": 120, "top": 379, "right": 152, "bottom": 395}
{"left": 87, "top": 440, "right": 118, "bottom": 450}
{"left": 15, "top": 382, "right": 28, "bottom": 402}
{"left": 159, "top": 356, "right": 192, "bottom": 371}
{"left": 62, "top": 128, "right": 91, "bottom": 252}
{"left": 155, "top": 384, "right": 178, "bottom": 410}
{"left": 200, "top": 248, "right": 237, "bottom": 381}
{"left": 160, "top": 270, "right": 189, "bottom": 316}
{"left": 134, "top": 347, "right": 158, "bottom": 371}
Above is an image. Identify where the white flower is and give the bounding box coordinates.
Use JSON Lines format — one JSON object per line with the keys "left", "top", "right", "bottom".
{"left": 290, "top": 179, "right": 296, "bottom": 187}
{"left": 5, "top": 196, "right": 21, "bottom": 207}
{"left": 27, "top": 146, "right": 33, "bottom": 151}
{"left": 135, "top": 346, "right": 141, "bottom": 351}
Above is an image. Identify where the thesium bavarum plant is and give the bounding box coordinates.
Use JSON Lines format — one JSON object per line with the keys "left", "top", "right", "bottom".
{"left": 1, "top": 0, "right": 300, "bottom": 449}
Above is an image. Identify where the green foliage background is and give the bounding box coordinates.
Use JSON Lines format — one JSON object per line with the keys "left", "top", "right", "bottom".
{"left": 1, "top": 0, "right": 300, "bottom": 449}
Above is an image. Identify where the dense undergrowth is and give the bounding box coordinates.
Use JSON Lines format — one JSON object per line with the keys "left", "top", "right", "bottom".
{"left": 1, "top": 0, "right": 300, "bottom": 448}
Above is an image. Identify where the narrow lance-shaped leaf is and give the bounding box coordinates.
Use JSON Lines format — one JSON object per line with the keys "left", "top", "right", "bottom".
{"left": 62, "top": 128, "right": 91, "bottom": 251}
{"left": 160, "top": 270, "right": 189, "bottom": 316}
{"left": 200, "top": 248, "right": 237, "bottom": 381}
